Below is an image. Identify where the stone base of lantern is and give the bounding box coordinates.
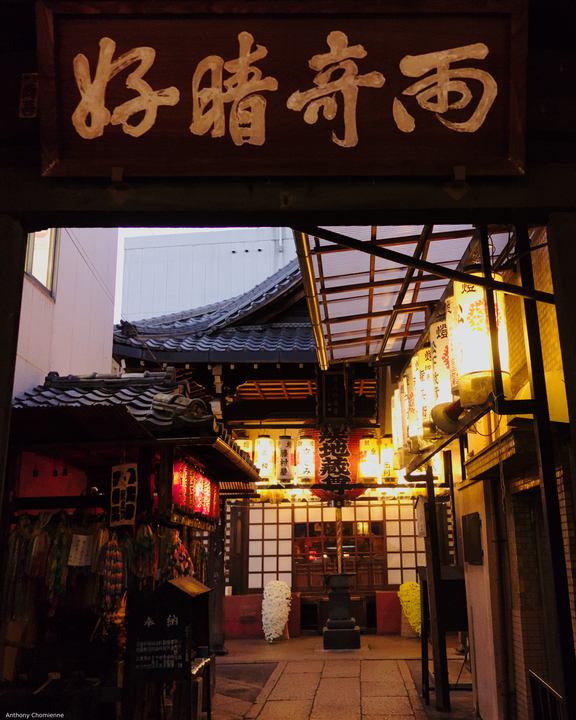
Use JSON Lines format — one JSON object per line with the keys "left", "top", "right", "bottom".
{"left": 323, "top": 625, "right": 361, "bottom": 649}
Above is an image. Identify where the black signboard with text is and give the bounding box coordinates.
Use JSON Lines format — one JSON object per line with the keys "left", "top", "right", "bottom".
{"left": 37, "top": 1, "right": 527, "bottom": 177}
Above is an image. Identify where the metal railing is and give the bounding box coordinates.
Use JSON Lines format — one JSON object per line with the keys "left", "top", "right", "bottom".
{"left": 529, "top": 671, "right": 566, "bottom": 720}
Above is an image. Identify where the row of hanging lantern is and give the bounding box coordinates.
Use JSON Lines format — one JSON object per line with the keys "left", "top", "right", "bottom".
{"left": 238, "top": 432, "right": 400, "bottom": 486}
{"left": 172, "top": 461, "right": 220, "bottom": 519}
{"left": 236, "top": 434, "right": 317, "bottom": 484}
{"left": 392, "top": 270, "right": 510, "bottom": 470}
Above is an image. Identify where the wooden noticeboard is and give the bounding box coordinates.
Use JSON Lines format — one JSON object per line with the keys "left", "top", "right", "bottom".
{"left": 37, "top": 1, "right": 527, "bottom": 178}
{"left": 127, "top": 576, "right": 211, "bottom": 682}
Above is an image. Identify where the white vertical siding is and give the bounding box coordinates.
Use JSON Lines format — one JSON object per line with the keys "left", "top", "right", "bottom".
{"left": 120, "top": 227, "right": 297, "bottom": 321}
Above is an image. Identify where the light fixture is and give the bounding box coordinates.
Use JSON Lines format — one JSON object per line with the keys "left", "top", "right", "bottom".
{"left": 430, "top": 317, "right": 453, "bottom": 408}
{"left": 358, "top": 434, "right": 380, "bottom": 480}
{"left": 392, "top": 383, "right": 408, "bottom": 470}
{"left": 454, "top": 271, "right": 510, "bottom": 407}
{"left": 235, "top": 433, "right": 253, "bottom": 460}
{"left": 408, "top": 349, "right": 434, "bottom": 450}
{"left": 405, "top": 362, "right": 419, "bottom": 444}
{"left": 444, "top": 296, "right": 460, "bottom": 395}
{"left": 296, "top": 435, "right": 315, "bottom": 484}
{"left": 255, "top": 435, "right": 275, "bottom": 479}
{"left": 277, "top": 435, "right": 295, "bottom": 483}
{"left": 416, "top": 346, "right": 435, "bottom": 438}
{"left": 379, "top": 438, "right": 395, "bottom": 484}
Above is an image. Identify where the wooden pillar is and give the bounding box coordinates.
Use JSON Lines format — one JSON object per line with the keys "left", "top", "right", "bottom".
{"left": 209, "top": 498, "right": 228, "bottom": 655}
{"left": 0, "top": 216, "right": 27, "bottom": 523}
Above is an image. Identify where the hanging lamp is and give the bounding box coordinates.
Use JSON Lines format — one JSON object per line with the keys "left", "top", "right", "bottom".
{"left": 454, "top": 271, "right": 510, "bottom": 406}
{"left": 296, "top": 434, "right": 315, "bottom": 484}
{"left": 255, "top": 435, "right": 275, "bottom": 480}
{"left": 358, "top": 434, "right": 380, "bottom": 480}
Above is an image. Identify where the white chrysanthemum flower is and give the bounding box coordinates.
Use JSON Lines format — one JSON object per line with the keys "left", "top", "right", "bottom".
{"left": 262, "top": 580, "right": 292, "bottom": 642}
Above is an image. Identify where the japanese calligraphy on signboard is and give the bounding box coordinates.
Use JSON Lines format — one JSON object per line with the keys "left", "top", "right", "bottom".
{"left": 110, "top": 463, "right": 138, "bottom": 527}
{"left": 37, "top": 2, "right": 526, "bottom": 177}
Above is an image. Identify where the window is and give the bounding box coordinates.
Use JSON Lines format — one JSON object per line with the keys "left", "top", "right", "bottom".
{"left": 247, "top": 505, "right": 293, "bottom": 589}
{"left": 25, "top": 228, "right": 58, "bottom": 295}
{"left": 293, "top": 502, "right": 386, "bottom": 592}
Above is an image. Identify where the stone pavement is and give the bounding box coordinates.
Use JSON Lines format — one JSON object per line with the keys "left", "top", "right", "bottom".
{"left": 211, "top": 636, "right": 474, "bottom": 720}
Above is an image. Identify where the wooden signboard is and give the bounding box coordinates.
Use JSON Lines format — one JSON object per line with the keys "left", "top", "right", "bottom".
{"left": 37, "top": 1, "right": 527, "bottom": 177}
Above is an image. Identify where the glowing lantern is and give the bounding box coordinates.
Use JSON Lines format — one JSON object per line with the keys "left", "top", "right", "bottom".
{"left": 392, "top": 388, "right": 407, "bottom": 471}
{"left": 182, "top": 464, "right": 191, "bottom": 510}
{"left": 416, "top": 347, "right": 434, "bottom": 435}
{"left": 405, "top": 364, "right": 419, "bottom": 441}
{"left": 194, "top": 472, "right": 204, "bottom": 514}
{"left": 391, "top": 388, "right": 403, "bottom": 452}
{"left": 454, "top": 272, "right": 510, "bottom": 407}
{"left": 444, "top": 296, "right": 460, "bottom": 395}
{"left": 255, "top": 435, "right": 275, "bottom": 479}
{"left": 172, "top": 462, "right": 184, "bottom": 506}
{"left": 277, "top": 435, "right": 295, "bottom": 483}
{"left": 358, "top": 435, "right": 380, "bottom": 479}
{"left": 210, "top": 483, "right": 220, "bottom": 519}
{"left": 202, "top": 475, "right": 211, "bottom": 516}
{"left": 235, "top": 436, "right": 253, "bottom": 459}
{"left": 296, "top": 435, "right": 315, "bottom": 483}
{"left": 379, "top": 438, "right": 395, "bottom": 482}
{"left": 430, "top": 318, "right": 453, "bottom": 407}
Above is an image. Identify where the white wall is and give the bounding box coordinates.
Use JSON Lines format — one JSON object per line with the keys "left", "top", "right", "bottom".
{"left": 458, "top": 480, "right": 502, "bottom": 720}
{"left": 120, "top": 227, "right": 297, "bottom": 321}
{"left": 13, "top": 227, "right": 117, "bottom": 397}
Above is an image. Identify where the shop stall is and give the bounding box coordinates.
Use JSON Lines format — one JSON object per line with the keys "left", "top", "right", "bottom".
{"left": 0, "top": 368, "right": 258, "bottom": 718}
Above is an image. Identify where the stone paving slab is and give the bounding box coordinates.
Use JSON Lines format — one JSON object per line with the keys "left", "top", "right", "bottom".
{"left": 361, "top": 660, "right": 404, "bottom": 683}
{"left": 267, "top": 672, "right": 321, "bottom": 700}
{"left": 245, "top": 661, "right": 287, "bottom": 719}
{"left": 310, "top": 707, "right": 361, "bottom": 720}
{"left": 314, "top": 676, "right": 360, "bottom": 704}
{"left": 321, "top": 660, "right": 361, "bottom": 677}
{"left": 211, "top": 692, "right": 254, "bottom": 716}
{"left": 257, "top": 699, "right": 314, "bottom": 720}
{"left": 284, "top": 660, "right": 325, "bottom": 674}
{"left": 362, "top": 696, "right": 415, "bottom": 715}
{"left": 361, "top": 680, "right": 409, "bottom": 697}
{"left": 361, "top": 716, "right": 416, "bottom": 720}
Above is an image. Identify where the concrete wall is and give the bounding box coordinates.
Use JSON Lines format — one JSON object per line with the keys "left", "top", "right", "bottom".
{"left": 13, "top": 227, "right": 117, "bottom": 397}
{"left": 458, "top": 480, "right": 502, "bottom": 720}
{"left": 121, "top": 227, "right": 296, "bottom": 321}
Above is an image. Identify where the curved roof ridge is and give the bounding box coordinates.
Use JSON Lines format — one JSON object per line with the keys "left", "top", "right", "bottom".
{"left": 115, "top": 257, "right": 301, "bottom": 338}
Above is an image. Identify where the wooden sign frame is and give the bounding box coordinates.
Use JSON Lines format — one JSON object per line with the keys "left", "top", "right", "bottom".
{"left": 37, "top": 1, "right": 527, "bottom": 178}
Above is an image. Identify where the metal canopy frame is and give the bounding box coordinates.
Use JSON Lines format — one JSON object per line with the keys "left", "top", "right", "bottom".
{"left": 294, "top": 222, "right": 576, "bottom": 718}
{"left": 294, "top": 225, "right": 554, "bottom": 371}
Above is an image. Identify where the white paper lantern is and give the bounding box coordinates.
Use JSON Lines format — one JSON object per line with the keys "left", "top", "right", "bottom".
{"left": 277, "top": 435, "right": 295, "bottom": 483}
{"left": 430, "top": 318, "right": 453, "bottom": 407}
{"left": 235, "top": 436, "right": 253, "bottom": 459}
{"left": 359, "top": 435, "right": 380, "bottom": 479}
{"left": 296, "top": 435, "right": 315, "bottom": 483}
{"left": 255, "top": 436, "right": 275, "bottom": 479}
{"left": 454, "top": 272, "right": 510, "bottom": 407}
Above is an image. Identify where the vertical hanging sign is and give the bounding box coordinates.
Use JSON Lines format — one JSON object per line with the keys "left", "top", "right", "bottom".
{"left": 110, "top": 463, "right": 138, "bottom": 526}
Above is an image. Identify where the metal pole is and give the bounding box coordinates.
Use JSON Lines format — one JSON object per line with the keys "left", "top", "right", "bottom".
{"left": 424, "top": 464, "right": 451, "bottom": 711}
{"left": 336, "top": 504, "right": 343, "bottom": 574}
